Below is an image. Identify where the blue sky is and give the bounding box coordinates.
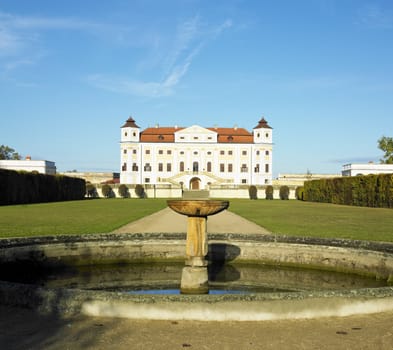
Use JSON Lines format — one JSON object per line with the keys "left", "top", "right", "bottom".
{"left": 1, "top": 0, "right": 392, "bottom": 177}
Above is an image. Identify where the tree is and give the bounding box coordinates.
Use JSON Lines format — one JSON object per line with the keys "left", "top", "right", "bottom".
{"left": 0, "top": 145, "right": 22, "bottom": 160}
{"left": 378, "top": 136, "right": 393, "bottom": 164}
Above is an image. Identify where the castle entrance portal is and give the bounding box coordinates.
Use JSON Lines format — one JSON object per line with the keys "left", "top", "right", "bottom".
{"left": 190, "top": 177, "right": 201, "bottom": 190}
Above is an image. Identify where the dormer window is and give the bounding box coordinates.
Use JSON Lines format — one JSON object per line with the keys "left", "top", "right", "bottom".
{"left": 158, "top": 135, "right": 164, "bottom": 140}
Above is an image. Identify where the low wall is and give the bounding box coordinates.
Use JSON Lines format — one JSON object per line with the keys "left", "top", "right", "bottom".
{"left": 94, "top": 184, "right": 297, "bottom": 199}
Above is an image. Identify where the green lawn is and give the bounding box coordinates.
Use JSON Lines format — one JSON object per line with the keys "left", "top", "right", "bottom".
{"left": 0, "top": 198, "right": 392, "bottom": 242}
{"left": 0, "top": 198, "right": 167, "bottom": 238}
{"left": 229, "top": 199, "right": 393, "bottom": 242}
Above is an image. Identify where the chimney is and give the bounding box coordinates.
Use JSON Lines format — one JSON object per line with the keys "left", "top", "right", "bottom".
{"left": 25, "top": 155, "right": 31, "bottom": 160}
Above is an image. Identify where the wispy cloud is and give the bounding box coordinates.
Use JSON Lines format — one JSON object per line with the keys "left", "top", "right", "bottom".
{"left": 88, "top": 16, "right": 233, "bottom": 97}
{"left": 0, "top": 10, "right": 127, "bottom": 78}
{"left": 329, "top": 156, "right": 379, "bottom": 164}
{"left": 357, "top": 4, "right": 393, "bottom": 29}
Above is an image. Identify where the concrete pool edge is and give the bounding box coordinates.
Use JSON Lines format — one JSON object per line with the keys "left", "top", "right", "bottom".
{"left": 1, "top": 233, "right": 393, "bottom": 321}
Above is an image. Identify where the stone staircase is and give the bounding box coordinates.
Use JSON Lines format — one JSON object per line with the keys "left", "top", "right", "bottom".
{"left": 182, "top": 190, "right": 210, "bottom": 199}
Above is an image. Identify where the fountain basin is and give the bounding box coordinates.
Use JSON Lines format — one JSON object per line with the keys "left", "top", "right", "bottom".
{"left": 1, "top": 233, "right": 393, "bottom": 320}
{"left": 167, "top": 200, "right": 229, "bottom": 217}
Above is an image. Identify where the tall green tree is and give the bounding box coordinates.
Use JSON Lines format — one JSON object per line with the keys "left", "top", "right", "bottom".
{"left": 378, "top": 136, "right": 393, "bottom": 164}
{"left": 0, "top": 145, "right": 22, "bottom": 160}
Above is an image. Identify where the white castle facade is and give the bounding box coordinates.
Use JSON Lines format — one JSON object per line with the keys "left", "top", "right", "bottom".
{"left": 120, "top": 117, "right": 273, "bottom": 191}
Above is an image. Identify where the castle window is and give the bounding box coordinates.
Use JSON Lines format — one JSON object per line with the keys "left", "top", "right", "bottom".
{"left": 220, "top": 164, "right": 225, "bottom": 172}
{"left": 265, "top": 164, "right": 269, "bottom": 173}
{"left": 228, "top": 150, "right": 233, "bottom": 155}
{"left": 193, "top": 151, "right": 198, "bottom": 155}
{"left": 158, "top": 150, "right": 163, "bottom": 155}
{"left": 122, "top": 163, "right": 127, "bottom": 171}
{"left": 144, "top": 163, "right": 151, "bottom": 172}
{"left": 241, "top": 164, "right": 248, "bottom": 172}
{"left": 241, "top": 179, "right": 247, "bottom": 184}
{"left": 167, "top": 163, "right": 172, "bottom": 172}
{"left": 228, "top": 164, "right": 233, "bottom": 172}
{"left": 123, "top": 149, "right": 127, "bottom": 154}
{"left": 207, "top": 162, "right": 212, "bottom": 172}
{"left": 132, "top": 163, "right": 138, "bottom": 171}
{"left": 158, "top": 163, "right": 163, "bottom": 172}
{"left": 167, "top": 150, "right": 172, "bottom": 155}
{"left": 180, "top": 161, "right": 185, "bottom": 172}
{"left": 207, "top": 151, "right": 212, "bottom": 155}
{"left": 145, "top": 178, "right": 150, "bottom": 183}
{"left": 145, "top": 149, "right": 150, "bottom": 155}
{"left": 265, "top": 150, "right": 269, "bottom": 156}
{"left": 265, "top": 133, "right": 269, "bottom": 138}
{"left": 133, "top": 149, "right": 137, "bottom": 154}
{"left": 133, "top": 132, "right": 136, "bottom": 137}
{"left": 242, "top": 150, "right": 247, "bottom": 156}
{"left": 220, "top": 150, "right": 225, "bottom": 155}
{"left": 124, "top": 132, "right": 128, "bottom": 137}
{"left": 256, "top": 150, "right": 260, "bottom": 155}
{"left": 254, "top": 164, "right": 260, "bottom": 173}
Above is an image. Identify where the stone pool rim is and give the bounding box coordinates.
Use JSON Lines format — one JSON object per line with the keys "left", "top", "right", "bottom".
{"left": 1, "top": 232, "right": 393, "bottom": 321}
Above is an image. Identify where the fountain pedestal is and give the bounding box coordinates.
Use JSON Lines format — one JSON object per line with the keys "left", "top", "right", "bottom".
{"left": 167, "top": 199, "right": 229, "bottom": 294}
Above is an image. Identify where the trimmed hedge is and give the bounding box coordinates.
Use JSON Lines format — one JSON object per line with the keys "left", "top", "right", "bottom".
{"left": 304, "top": 174, "right": 393, "bottom": 208}
{"left": 248, "top": 185, "right": 257, "bottom": 199}
{"left": 279, "top": 185, "right": 290, "bottom": 200}
{"left": 0, "top": 169, "right": 86, "bottom": 205}
{"left": 295, "top": 186, "right": 304, "bottom": 200}
{"left": 265, "top": 185, "right": 274, "bottom": 200}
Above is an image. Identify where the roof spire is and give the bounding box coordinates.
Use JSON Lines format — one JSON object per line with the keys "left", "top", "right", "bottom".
{"left": 254, "top": 117, "right": 272, "bottom": 129}
{"left": 121, "top": 116, "right": 140, "bottom": 128}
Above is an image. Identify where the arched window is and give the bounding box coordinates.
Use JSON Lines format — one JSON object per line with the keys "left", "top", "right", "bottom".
{"left": 193, "top": 161, "right": 199, "bottom": 172}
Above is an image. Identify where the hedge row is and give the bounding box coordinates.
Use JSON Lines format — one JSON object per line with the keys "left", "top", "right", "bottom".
{"left": 303, "top": 174, "right": 393, "bottom": 208}
{"left": 0, "top": 169, "right": 86, "bottom": 205}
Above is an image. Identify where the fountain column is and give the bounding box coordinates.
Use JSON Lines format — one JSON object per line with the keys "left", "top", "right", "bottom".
{"left": 167, "top": 200, "right": 229, "bottom": 294}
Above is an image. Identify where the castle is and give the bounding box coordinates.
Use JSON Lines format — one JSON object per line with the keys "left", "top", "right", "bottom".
{"left": 120, "top": 117, "right": 273, "bottom": 191}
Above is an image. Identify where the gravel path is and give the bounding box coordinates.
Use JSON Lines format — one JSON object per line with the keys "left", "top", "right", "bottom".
{"left": 112, "top": 207, "right": 270, "bottom": 234}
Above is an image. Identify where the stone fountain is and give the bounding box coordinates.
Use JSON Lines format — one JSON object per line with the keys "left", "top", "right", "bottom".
{"left": 167, "top": 199, "right": 229, "bottom": 294}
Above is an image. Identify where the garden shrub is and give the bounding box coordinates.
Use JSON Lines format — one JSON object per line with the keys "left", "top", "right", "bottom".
{"left": 101, "top": 184, "right": 113, "bottom": 198}
{"left": 118, "top": 184, "right": 129, "bottom": 198}
{"left": 279, "top": 185, "right": 290, "bottom": 200}
{"left": 295, "top": 186, "right": 304, "bottom": 200}
{"left": 265, "top": 185, "right": 274, "bottom": 200}
{"left": 248, "top": 185, "right": 257, "bottom": 199}
{"left": 135, "top": 184, "right": 145, "bottom": 198}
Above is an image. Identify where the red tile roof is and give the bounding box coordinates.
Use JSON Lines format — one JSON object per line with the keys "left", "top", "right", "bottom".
{"left": 140, "top": 126, "right": 254, "bottom": 143}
